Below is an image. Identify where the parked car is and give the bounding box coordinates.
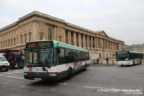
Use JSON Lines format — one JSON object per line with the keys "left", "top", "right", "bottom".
{"left": 0, "top": 54, "right": 9, "bottom": 72}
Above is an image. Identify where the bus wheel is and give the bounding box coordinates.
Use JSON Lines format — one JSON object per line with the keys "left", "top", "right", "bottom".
{"left": 83, "top": 64, "right": 87, "bottom": 71}
{"left": 5, "top": 68, "right": 8, "bottom": 72}
{"left": 19, "top": 66, "right": 23, "bottom": 69}
{"left": 3, "top": 68, "right": 8, "bottom": 72}
{"left": 67, "top": 68, "right": 73, "bottom": 78}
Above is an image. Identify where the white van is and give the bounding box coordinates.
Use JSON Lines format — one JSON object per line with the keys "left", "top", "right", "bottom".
{"left": 0, "top": 54, "right": 9, "bottom": 71}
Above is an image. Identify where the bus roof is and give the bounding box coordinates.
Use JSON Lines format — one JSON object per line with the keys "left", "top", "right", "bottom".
{"left": 129, "top": 51, "right": 144, "bottom": 54}
{"left": 56, "top": 43, "right": 88, "bottom": 52}
{"left": 26, "top": 40, "right": 89, "bottom": 52}
{"left": 116, "top": 51, "right": 144, "bottom": 54}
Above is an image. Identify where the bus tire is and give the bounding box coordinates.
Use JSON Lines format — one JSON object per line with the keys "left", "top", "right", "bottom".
{"left": 19, "top": 66, "right": 23, "bottom": 69}
{"left": 67, "top": 68, "right": 73, "bottom": 78}
{"left": 3, "top": 68, "right": 8, "bottom": 72}
{"left": 140, "top": 60, "right": 142, "bottom": 64}
{"left": 83, "top": 64, "right": 87, "bottom": 71}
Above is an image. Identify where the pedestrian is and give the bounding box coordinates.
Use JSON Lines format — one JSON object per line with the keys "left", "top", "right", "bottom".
{"left": 106, "top": 57, "right": 109, "bottom": 64}
{"left": 97, "top": 58, "right": 99, "bottom": 64}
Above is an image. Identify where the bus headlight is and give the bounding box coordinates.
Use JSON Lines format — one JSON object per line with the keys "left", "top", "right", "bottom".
{"left": 24, "top": 72, "right": 27, "bottom": 76}
{"left": 49, "top": 73, "right": 57, "bottom": 77}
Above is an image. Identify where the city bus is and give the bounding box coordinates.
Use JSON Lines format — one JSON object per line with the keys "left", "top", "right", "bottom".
{"left": 24, "top": 40, "right": 89, "bottom": 80}
{"left": 0, "top": 50, "right": 24, "bottom": 68}
{"left": 116, "top": 51, "right": 143, "bottom": 66}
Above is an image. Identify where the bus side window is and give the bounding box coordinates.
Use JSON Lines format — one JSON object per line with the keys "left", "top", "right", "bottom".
{"left": 65, "top": 49, "right": 73, "bottom": 63}
{"left": 59, "top": 48, "right": 65, "bottom": 64}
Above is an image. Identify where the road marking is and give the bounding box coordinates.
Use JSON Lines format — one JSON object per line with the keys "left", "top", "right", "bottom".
{"left": 5, "top": 75, "right": 24, "bottom": 80}
{"left": 60, "top": 83, "right": 68, "bottom": 86}
{"left": 6, "top": 73, "right": 13, "bottom": 74}
{"left": 84, "top": 85, "right": 143, "bottom": 95}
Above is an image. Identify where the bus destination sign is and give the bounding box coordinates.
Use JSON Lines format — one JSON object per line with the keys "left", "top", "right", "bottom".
{"left": 26, "top": 41, "right": 53, "bottom": 48}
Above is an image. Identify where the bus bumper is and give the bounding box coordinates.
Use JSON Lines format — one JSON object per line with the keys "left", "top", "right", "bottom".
{"left": 24, "top": 72, "right": 59, "bottom": 80}
{"left": 0, "top": 65, "right": 9, "bottom": 71}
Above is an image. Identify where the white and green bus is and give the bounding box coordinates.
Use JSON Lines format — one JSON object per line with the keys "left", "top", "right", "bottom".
{"left": 24, "top": 40, "right": 89, "bottom": 80}
{"left": 116, "top": 51, "right": 144, "bottom": 66}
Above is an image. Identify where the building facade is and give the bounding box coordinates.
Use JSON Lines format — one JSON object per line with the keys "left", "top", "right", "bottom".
{"left": 0, "top": 11, "right": 124, "bottom": 64}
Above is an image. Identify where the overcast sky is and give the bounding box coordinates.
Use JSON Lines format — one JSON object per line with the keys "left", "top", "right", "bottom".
{"left": 0, "top": 0, "right": 144, "bottom": 45}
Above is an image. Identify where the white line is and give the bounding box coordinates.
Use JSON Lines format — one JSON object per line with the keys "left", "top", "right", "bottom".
{"left": 60, "top": 83, "right": 68, "bottom": 86}
{"left": 6, "top": 73, "right": 13, "bottom": 75}
{"left": 84, "top": 86, "right": 143, "bottom": 95}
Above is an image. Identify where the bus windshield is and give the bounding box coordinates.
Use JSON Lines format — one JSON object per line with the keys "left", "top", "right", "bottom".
{"left": 25, "top": 48, "right": 57, "bottom": 67}
{"left": 116, "top": 52, "right": 129, "bottom": 61}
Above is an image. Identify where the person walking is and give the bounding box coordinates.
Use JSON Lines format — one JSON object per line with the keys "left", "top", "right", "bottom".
{"left": 106, "top": 57, "right": 109, "bottom": 64}
{"left": 97, "top": 58, "right": 99, "bottom": 64}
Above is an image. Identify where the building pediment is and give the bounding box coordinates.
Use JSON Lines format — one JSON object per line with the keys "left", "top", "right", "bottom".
{"left": 97, "top": 31, "right": 109, "bottom": 38}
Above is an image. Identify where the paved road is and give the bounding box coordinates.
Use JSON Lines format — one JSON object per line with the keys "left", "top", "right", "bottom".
{"left": 0, "top": 64, "right": 144, "bottom": 96}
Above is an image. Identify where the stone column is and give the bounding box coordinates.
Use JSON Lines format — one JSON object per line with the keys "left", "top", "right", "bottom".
{"left": 94, "top": 37, "right": 96, "bottom": 49}
{"left": 85, "top": 35, "right": 87, "bottom": 49}
{"left": 96, "top": 37, "right": 99, "bottom": 49}
{"left": 106, "top": 40, "right": 108, "bottom": 49}
{"left": 105, "top": 40, "right": 107, "bottom": 49}
{"left": 110, "top": 42, "right": 112, "bottom": 50}
{"left": 81, "top": 34, "right": 83, "bottom": 48}
{"left": 108, "top": 41, "right": 110, "bottom": 50}
{"left": 53, "top": 26, "right": 57, "bottom": 40}
{"left": 91, "top": 36, "right": 93, "bottom": 49}
{"left": 103, "top": 39, "right": 105, "bottom": 49}
{"left": 83, "top": 34, "right": 86, "bottom": 49}
{"left": 32, "top": 21, "right": 39, "bottom": 41}
{"left": 101, "top": 39, "right": 103, "bottom": 49}
{"left": 78, "top": 33, "right": 82, "bottom": 47}
{"left": 73, "top": 32, "right": 77, "bottom": 46}
{"left": 68, "top": 31, "right": 72, "bottom": 44}
{"left": 112, "top": 42, "right": 114, "bottom": 50}
{"left": 114, "top": 43, "right": 115, "bottom": 50}
{"left": 87, "top": 35, "right": 90, "bottom": 49}
{"left": 109, "top": 41, "right": 111, "bottom": 50}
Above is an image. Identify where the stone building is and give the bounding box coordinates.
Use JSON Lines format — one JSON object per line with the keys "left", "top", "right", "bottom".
{"left": 0, "top": 11, "right": 124, "bottom": 64}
